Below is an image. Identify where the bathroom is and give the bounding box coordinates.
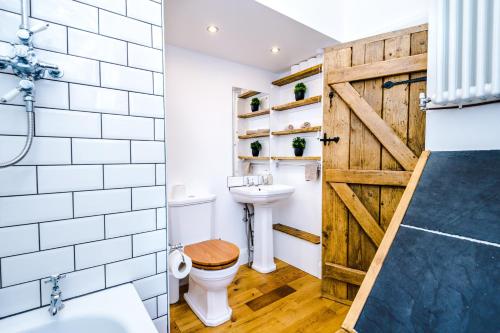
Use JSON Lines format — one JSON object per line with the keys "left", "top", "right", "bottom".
{"left": 0, "top": 0, "right": 499, "bottom": 332}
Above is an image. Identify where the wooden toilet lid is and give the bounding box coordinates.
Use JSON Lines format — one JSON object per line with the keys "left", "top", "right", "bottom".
{"left": 184, "top": 239, "right": 240, "bottom": 270}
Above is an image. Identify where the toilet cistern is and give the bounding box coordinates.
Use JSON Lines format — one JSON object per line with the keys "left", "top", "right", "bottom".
{"left": 230, "top": 184, "right": 294, "bottom": 273}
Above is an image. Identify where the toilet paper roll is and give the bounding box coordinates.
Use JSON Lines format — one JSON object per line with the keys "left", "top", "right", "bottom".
{"left": 168, "top": 250, "right": 192, "bottom": 279}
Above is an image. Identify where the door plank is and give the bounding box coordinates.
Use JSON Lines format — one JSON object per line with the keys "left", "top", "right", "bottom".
{"left": 324, "top": 262, "right": 367, "bottom": 286}
{"left": 347, "top": 41, "right": 371, "bottom": 299}
{"left": 327, "top": 53, "right": 427, "bottom": 84}
{"left": 380, "top": 35, "right": 411, "bottom": 230}
{"left": 332, "top": 82, "right": 418, "bottom": 171}
{"left": 408, "top": 31, "right": 428, "bottom": 156}
{"left": 330, "top": 183, "right": 385, "bottom": 246}
{"left": 325, "top": 169, "right": 412, "bottom": 186}
{"left": 322, "top": 47, "right": 351, "bottom": 300}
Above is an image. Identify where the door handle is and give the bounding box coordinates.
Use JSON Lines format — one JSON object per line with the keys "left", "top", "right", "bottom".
{"left": 319, "top": 133, "right": 340, "bottom": 146}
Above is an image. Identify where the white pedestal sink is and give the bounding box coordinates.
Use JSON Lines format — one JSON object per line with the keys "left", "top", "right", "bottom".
{"left": 230, "top": 185, "right": 295, "bottom": 273}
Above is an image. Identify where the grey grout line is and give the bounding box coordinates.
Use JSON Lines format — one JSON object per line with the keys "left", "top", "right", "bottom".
{"left": 2, "top": 252, "right": 165, "bottom": 289}
{"left": 0, "top": 2, "right": 168, "bottom": 319}
{"left": 0, "top": 71, "right": 162, "bottom": 98}
{"left": 0, "top": 269, "right": 167, "bottom": 320}
{"left": 400, "top": 224, "right": 500, "bottom": 248}
{"left": 0, "top": 37, "right": 163, "bottom": 74}
{"left": 0, "top": 133, "right": 163, "bottom": 142}
{"left": 0, "top": 6, "right": 162, "bottom": 43}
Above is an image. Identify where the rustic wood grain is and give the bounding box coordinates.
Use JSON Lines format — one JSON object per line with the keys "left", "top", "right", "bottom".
{"left": 184, "top": 239, "right": 240, "bottom": 268}
{"left": 246, "top": 285, "right": 296, "bottom": 311}
{"left": 325, "top": 169, "right": 412, "bottom": 186}
{"left": 324, "top": 262, "right": 367, "bottom": 286}
{"left": 272, "top": 96, "right": 322, "bottom": 111}
{"left": 272, "top": 223, "right": 321, "bottom": 244}
{"left": 347, "top": 41, "right": 368, "bottom": 299}
{"left": 380, "top": 35, "right": 411, "bottom": 231}
{"left": 322, "top": 47, "right": 352, "bottom": 301}
{"left": 238, "top": 90, "right": 260, "bottom": 99}
{"left": 238, "top": 156, "right": 269, "bottom": 161}
{"left": 272, "top": 64, "right": 322, "bottom": 86}
{"left": 322, "top": 25, "right": 427, "bottom": 304}
{"left": 271, "top": 156, "right": 321, "bottom": 161}
{"left": 328, "top": 53, "right": 427, "bottom": 84}
{"left": 238, "top": 109, "right": 270, "bottom": 119}
{"left": 170, "top": 259, "right": 350, "bottom": 333}
{"left": 271, "top": 126, "right": 321, "bottom": 136}
{"left": 408, "top": 31, "right": 428, "bottom": 157}
{"left": 332, "top": 82, "right": 418, "bottom": 171}
{"left": 238, "top": 132, "right": 270, "bottom": 139}
{"left": 331, "top": 183, "right": 385, "bottom": 246}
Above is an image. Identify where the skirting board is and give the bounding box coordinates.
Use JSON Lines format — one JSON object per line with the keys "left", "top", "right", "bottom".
{"left": 273, "top": 230, "right": 321, "bottom": 278}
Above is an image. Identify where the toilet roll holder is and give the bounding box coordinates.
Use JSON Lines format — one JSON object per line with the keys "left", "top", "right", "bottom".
{"left": 169, "top": 243, "right": 186, "bottom": 264}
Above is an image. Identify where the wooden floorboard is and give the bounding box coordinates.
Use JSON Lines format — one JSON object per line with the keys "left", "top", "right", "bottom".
{"left": 170, "top": 259, "right": 350, "bottom": 333}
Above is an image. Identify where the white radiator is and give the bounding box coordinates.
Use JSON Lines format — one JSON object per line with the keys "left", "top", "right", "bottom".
{"left": 427, "top": 0, "right": 500, "bottom": 107}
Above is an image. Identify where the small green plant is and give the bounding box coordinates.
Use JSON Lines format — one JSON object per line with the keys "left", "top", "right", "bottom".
{"left": 292, "top": 137, "right": 306, "bottom": 149}
{"left": 294, "top": 82, "right": 307, "bottom": 94}
{"left": 251, "top": 140, "right": 262, "bottom": 151}
{"left": 250, "top": 98, "right": 260, "bottom": 107}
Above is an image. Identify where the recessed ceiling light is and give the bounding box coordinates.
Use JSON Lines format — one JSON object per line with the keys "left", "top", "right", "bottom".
{"left": 270, "top": 46, "right": 280, "bottom": 54}
{"left": 207, "top": 25, "right": 219, "bottom": 33}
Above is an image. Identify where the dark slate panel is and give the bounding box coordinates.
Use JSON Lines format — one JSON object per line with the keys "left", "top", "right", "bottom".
{"left": 355, "top": 227, "right": 500, "bottom": 333}
{"left": 404, "top": 150, "right": 500, "bottom": 244}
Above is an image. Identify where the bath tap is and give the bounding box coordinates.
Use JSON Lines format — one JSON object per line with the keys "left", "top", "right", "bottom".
{"left": 44, "top": 274, "right": 66, "bottom": 316}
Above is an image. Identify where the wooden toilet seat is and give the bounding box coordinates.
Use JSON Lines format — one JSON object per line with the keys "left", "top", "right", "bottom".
{"left": 184, "top": 239, "right": 240, "bottom": 271}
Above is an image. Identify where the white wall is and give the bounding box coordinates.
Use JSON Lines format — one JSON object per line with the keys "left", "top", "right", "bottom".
{"left": 165, "top": 45, "right": 274, "bottom": 255}
{"left": 426, "top": 104, "right": 500, "bottom": 151}
{"left": 256, "top": 0, "right": 430, "bottom": 42}
{"left": 0, "top": 1, "right": 167, "bottom": 329}
{"left": 270, "top": 68, "right": 323, "bottom": 278}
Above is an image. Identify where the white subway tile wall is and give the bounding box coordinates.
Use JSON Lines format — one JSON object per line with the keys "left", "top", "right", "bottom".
{"left": 0, "top": 0, "right": 166, "bottom": 323}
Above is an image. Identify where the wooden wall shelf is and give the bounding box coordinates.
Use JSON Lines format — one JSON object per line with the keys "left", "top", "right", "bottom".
{"left": 272, "top": 64, "right": 323, "bottom": 87}
{"left": 238, "top": 109, "right": 270, "bottom": 119}
{"left": 272, "top": 95, "right": 322, "bottom": 111}
{"left": 273, "top": 223, "right": 320, "bottom": 244}
{"left": 238, "top": 90, "right": 260, "bottom": 99}
{"left": 272, "top": 126, "right": 321, "bottom": 136}
{"left": 238, "top": 156, "right": 269, "bottom": 160}
{"left": 238, "top": 132, "right": 270, "bottom": 139}
{"left": 271, "top": 156, "right": 321, "bottom": 161}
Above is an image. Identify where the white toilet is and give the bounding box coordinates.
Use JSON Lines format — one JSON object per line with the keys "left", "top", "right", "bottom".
{"left": 168, "top": 194, "right": 240, "bottom": 327}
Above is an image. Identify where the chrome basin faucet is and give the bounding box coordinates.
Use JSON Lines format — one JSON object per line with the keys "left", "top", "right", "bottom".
{"left": 45, "top": 274, "right": 66, "bottom": 316}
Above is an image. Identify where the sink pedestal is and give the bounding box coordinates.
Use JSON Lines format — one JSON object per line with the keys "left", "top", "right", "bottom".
{"left": 229, "top": 184, "right": 294, "bottom": 274}
{"left": 251, "top": 204, "right": 276, "bottom": 273}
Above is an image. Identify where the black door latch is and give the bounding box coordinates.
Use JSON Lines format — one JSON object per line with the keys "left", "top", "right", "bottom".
{"left": 320, "top": 133, "right": 340, "bottom": 145}
{"left": 383, "top": 76, "right": 427, "bottom": 89}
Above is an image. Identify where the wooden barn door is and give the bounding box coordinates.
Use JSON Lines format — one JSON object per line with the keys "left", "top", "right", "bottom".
{"left": 321, "top": 26, "right": 427, "bottom": 303}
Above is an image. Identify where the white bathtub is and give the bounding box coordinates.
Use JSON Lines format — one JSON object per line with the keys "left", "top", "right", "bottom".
{"left": 0, "top": 284, "right": 159, "bottom": 333}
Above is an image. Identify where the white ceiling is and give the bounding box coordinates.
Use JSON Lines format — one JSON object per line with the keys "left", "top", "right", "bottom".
{"left": 256, "top": 0, "right": 430, "bottom": 43}
{"left": 165, "top": 0, "right": 338, "bottom": 73}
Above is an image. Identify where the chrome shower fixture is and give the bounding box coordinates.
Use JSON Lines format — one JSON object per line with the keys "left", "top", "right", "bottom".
{"left": 0, "top": 0, "right": 63, "bottom": 168}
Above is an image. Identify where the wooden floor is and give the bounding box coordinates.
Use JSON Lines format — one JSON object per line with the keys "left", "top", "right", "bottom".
{"left": 170, "top": 259, "right": 349, "bottom": 333}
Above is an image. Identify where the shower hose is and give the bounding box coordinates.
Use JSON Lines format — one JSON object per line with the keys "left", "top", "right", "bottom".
{"left": 0, "top": 111, "right": 34, "bottom": 168}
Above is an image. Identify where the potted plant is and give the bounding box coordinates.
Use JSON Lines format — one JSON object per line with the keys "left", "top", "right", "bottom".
{"left": 250, "top": 140, "right": 262, "bottom": 157}
{"left": 292, "top": 137, "right": 306, "bottom": 156}
{"left": 250, "top": 98, "right": 260, "bottom": 112}
{"left": 294, "top": 82, "right": 307, "bottom": 101}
